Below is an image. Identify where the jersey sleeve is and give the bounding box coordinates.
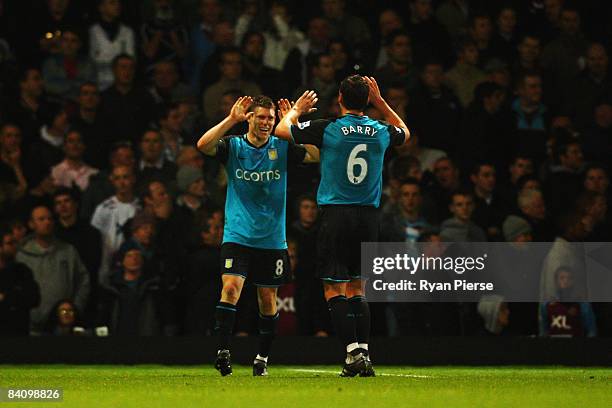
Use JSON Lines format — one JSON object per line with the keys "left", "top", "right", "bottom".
{"left": 287, "top": 142, "right": 307, "bottom": 167}
{"left": 289, "top": 119, "right": 330, "bottom": 147}
{"left": 387, "top": 124, "right": 406, "bottom": 147}
{"left": 215, "top": 136, "right": 233, "bottom": 164}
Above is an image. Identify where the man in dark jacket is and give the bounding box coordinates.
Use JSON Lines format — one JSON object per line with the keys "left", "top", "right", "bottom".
{"left": 0, "top": 226, "right": 40, "bottom": 335}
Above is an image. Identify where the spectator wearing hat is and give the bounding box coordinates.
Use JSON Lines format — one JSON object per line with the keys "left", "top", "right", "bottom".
{"left": 502, "top": 215, "right": 533, "bottom": 242}
{"left": 175, "top": 165, "right": 215, "bottom": 217}
{"left": 477, "top": 295, "right": 510, "bottom": 335}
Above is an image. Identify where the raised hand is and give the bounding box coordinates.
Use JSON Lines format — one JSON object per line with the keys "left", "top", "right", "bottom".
{"left": 293, "top": 90, "right": 318, "bottom": 116}
{"left": 364, "top": 76, "right": 384, "bottom": 106}
{"left": 229, "top": 96, "right": 253, "bottom": 122}
{"left": 277, "top": 98, "right": 292, "bottom": 121}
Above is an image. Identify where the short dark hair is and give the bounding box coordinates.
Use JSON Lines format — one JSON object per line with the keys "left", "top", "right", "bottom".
{"left": 450, "top": 188, "right": 473, "bottom": 201}
{"left": 339, "top": 75, "right": 369, "bottom": 111}
{"left": 473, "top": 81, "right": 502, "bottom": 103}
{"left": 470, "top": 161, "right": 495, "bottom": 176}
{"left": 41, "top": 103, "right": 66, "bottom": 128}
{"left": 52, "top": 187, "right": 80, "bottom": 204}
{"left": 552, "top": 128, "right": 580, "bottom": 162}
{"left": 156, "top": 102, "right": 180, "bottom": 123}
{"left": 112, "top": 53, "right": 135, "bottom": 69}
{"left": 389, "top": 155, "right": 420, "bottom": 181}
{"left": 247, "top": 95, "right": 275, "bottom": 112}
{"left": 400, "top": 177, "right": 421, "bottom": 189}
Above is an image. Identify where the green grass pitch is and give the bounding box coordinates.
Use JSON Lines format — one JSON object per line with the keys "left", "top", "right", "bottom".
{"left": 1, "top": 365, "right": 610, "bottom": 407}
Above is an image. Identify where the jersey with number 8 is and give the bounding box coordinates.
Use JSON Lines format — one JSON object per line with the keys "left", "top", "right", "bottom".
{"left": 290, "top": 114, "right": 405, "bottom": 207}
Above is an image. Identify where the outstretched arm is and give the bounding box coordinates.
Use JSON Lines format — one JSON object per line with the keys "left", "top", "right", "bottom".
{"left": 275, "top": 91, "right": 318, "bottom": 141}
{"left": 364, "top": 76, "right": 411, "bottom": 144}
{"left": 196, "top": 96, "right": 252, "bottom": 155}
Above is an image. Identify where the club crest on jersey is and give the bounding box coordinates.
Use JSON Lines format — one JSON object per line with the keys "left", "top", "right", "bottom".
{"left": 268, "top": 148, "right": 278, "bottom": 160}
{"left": 225, "top": 259, "right": 233, "bottom": 269}
{"left": 297, "top": 121, "right": 311, "bottom": 129}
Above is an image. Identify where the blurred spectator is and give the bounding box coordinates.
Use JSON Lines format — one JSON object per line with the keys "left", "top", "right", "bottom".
{"left": 294, "top": 53, "right": 338, "bottom": 119}
{"left": 148, "top": 60, "right": 192, "bottom": 106}
{"left": 406, "top": 0, "right": 452, "bottom": 67}
{"left": 517, "top": 188, "right": 555, "bottom": 242}
{"left": 156, "top": 103, "right": 186, "bottom": 163}
{"left": 459, "top": 81, "right": 513, "bottom": 170}
{"left": 375, "top": 31, "right": 418, "bottom": 92}
{"left": 444, "top": 38, "right": 487, "bottom": 108}
{"left": 140, "top": 0, "right": 188, "bottom": 72}
{"left": 431, "top": 157, "right": 462, "bottom": 222}
{"left": 397, "top": 132, "right": 446, "bottom": 174}
{"left": 328, "top": 39, "right": 353, "bottom": 82}
{"left": 5, "top": 67, "right": 50, "bottom": 146}
{"left": 44, "top": 299, "right": 85, "bottom": 335}
{"left": 288, "top": 196, "right": 330, "bottom": 336}
{"left": 576, "top": 190, "right": 610, "bottom": 242}
{"left": 16, "top": 205, "right": 89, "bottom": 335}
{"left": 260, "top": 0, "right": 305, "bottom": 71}
{"left": 42, "top": 27, "right": 96, "bottom": 101}
{"left": 540, "top": 212, "right": 591, "bottom": 302}
{"left": 91, "top": 165, "right": 139, "bottom": 285}
{"left": 241, "top": 31, "right": 283, "bottom": 101}
{"left": 500, "top": 155, "right": 534, "bottom": 211}
{"left": 51, "top": 129, "right": 99, "bottom": 191}
{"left": 470, "top": 162, "right": 509, "bottom": 241}
{"left": 512, "top": 70, "right": 549, "bottom": 163}
{"left": 26, "top": 102, "right": 69, "bottom": 187}
{"left": 408, "top": 60, "right": 461, "bottom": 152}
{"left": 80, "top": 141, "right": 135, "bottom": 221}
{"left": 185, "top": 0, "right": 223, "bottom": 89}
{"left": 468, "top": 12, "right": 494, "bottom": 68}
{"left": 284, "top": 17, "right": 330, "bottom": 91}
{"left": 383, "top": 155, "right": 423, "bottom": 214}
{"left": 582, "top": 98, "right": 612, "bottom": 167}
{"left": 440, "top": 190, "right": 486, "bottom": 242}
{"left": 435, "top": 0, "right": 469, "bottom": 41}
{"left": 477, "top": 295, "right": 510, "bottom": 335}
{"left": 489, "top": 5, "right": 518, "bottom": 64}
{"left": 562, "top": 43, "right": 611, "bottom": 131}
{"left": 0, "top": 123, "right": 28, "bottom": 209}
{"left": 98, "top": 54, "right": 156, "bottom": 146}
{"left": 583, "top": 164, "right": 609, "bottom": 195}
{"left": 541, "top": 7, "right": 588, "bottom": 91}
{"left": 381, "top": 178, "right": 432, "bottom": 242}
{"left": 71, "top": 82, "right": 112, "bottom": 168}
{"left": 544, "top": 131, "right": 585, "bottom": 217}
{"left": 0, "top": 226, "right": 40, "bottom": 336}
{"left": 175, "top": 165, "right": 213, "bottom": 216}
{"left": 102, "top": 242, "right": 163, "bottom": 335}
{"left": 53, "top": 187, "right": 102, "bottom": 321}
{"left": 321, "top": 0, "right": 371, "bottom": 57}
{"left": 539, "top": 266, "right": 597, "bottom": 337}
{"left": 502, "top": 215, "right": 533, "bottom": 243}
{"left": 89, "top": 0, "right": 136, "bottom": 90}
{"left": 137, "top": 129, "right": 178, "bottom": 186}
{"left": 202, "top": 48, "right": 261, "bottom": 123}
{"left": 190, "top": 20, "right": 235, "bottom": 93}
{"left": 511, "top": 34, "right": 542, "bottom": 81}
{"left": 484, "top": 58, "right": 512, "bottom": 90}
{"left": 183, "top": 209, "right": 223, "bottom": 334}
{"left": 374, "top": 9, "right": 404, "bottom": 69}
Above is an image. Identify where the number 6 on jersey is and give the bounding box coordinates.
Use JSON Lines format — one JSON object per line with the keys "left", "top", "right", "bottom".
{"left": 347, "top": 144, "right": 368, "bottom": 185}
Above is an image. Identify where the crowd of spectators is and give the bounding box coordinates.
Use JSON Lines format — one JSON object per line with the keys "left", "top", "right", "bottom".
{"left": 0, "top": 0, "right": 611, "bottom": 338}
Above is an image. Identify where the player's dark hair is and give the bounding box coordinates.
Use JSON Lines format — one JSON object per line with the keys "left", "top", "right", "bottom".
{"left": 339, "top": 75, "right": 369, "bottom": 111}
{"left": 247, "top": 95, "right": 275, "bottom": 112}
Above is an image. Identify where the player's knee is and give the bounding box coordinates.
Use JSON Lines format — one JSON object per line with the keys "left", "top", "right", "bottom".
{"left": 222, "top": 283, "right": 242, "bottom": 303}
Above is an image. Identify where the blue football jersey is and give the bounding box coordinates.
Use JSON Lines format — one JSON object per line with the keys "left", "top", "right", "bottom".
{"left": 216, "top": 135, "right": 306, "bottom": 249}
{"left": 290, "top": 114, "right": 405, "bottom": 207}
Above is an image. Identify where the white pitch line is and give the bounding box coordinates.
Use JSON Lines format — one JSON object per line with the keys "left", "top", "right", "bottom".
{"left": 290, "top": 368, "right": 431, "bottom": 378}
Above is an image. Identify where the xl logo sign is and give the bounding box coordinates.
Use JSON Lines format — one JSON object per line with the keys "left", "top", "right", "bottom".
{"left": 551, "top": 315, "right": 571, "bottom": 330}
{"left": 277, "top": 297, "right": 295, "bottom": 312}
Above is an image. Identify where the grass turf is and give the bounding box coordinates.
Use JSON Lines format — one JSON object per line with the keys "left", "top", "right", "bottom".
{"left": 0, "top": 365, "right": 610, "bottom": 408}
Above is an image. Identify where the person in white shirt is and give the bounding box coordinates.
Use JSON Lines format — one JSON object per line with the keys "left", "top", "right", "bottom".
{"left": 90, "top": 165, "right": 139, "bottom": 285}
{"left": 51, "top": 130, "right": 99, "bottom": 191}
{"left": 89, "top": 0, "right": 136, "bottom": 90}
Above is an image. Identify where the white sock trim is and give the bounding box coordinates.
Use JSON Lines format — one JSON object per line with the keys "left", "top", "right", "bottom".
{"left": 255, "top": 354, "right": 268, "bottom": 363}
{"left": 346, "top": 342, "right": 360, "bottom": 354}
{"left": 358, "top": 343, "right": 368, "bottom": 351}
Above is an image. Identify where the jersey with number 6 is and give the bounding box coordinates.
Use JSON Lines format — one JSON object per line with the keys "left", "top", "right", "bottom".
{"left": 290, "top": 114, "right": 405, "bottom": 207}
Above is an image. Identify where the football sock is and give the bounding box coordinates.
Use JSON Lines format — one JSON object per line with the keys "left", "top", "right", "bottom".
{"left": 258, "top": 313, "right": 279, "bottom": 358}
{"left": 328, "top": 295, "right": 357, "bottom": 350}
{"left": 349, "top": 295, "right": 370, "bottom": 350}
{"left": 214, "top": 301, "right": 237, "bottom": 351}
